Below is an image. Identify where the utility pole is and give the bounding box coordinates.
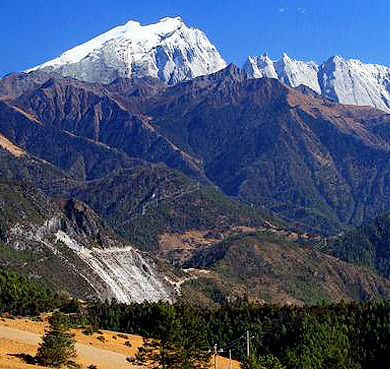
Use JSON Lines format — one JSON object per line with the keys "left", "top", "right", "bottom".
{"left": 214, "top": 343, "right": 218, "bottom": 369}
{"left": 246, "top": 331, "right": 250, "bottom": 357}
{"left": 229, "top": 349, "right": 232, "bottom": 369}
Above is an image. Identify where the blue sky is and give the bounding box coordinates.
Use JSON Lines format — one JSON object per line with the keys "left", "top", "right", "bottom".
{"left": 1, "top": 0, "right": 390, "bottom": 77}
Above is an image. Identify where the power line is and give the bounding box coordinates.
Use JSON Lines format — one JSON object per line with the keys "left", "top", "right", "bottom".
{"left": 214, "top": 330, "right": 250, "bottom": 357}
{"left": 218, "top": 331, "right": 247, "bottom": 352}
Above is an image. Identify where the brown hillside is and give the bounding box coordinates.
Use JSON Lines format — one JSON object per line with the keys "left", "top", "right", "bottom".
{"left": 0, "top": 316, "right": 239, "bottom": 369}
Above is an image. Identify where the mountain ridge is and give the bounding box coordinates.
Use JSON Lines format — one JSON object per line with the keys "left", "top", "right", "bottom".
{"left": 4, "top": 67, "right": 390, "bottom": 234}
{"left": 17, "top": 16, "right": 390, "bottom": 113}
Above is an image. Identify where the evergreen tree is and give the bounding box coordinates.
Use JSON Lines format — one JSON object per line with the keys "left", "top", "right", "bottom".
{"left": 36, "top": 312, "right": 76, "bottom": 368}
{"left": 129, "top": 303, "right": 179, "bottom": 369}
{"left": 174, "top": 304, "right": 211, "bottom": 369}
{"left": 241, "top": 351, "right": 286, "bottom": 369}
{"left": 241, "top": 354, "right": 265, "bottom": 369}
{"left": 130, "top": 304, "right": 211, "bottom": 369}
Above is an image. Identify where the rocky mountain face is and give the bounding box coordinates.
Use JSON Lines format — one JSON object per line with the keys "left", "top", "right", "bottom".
{"left": 243, "top": 53, "right": 390, "bottom": 113}
{"left": 0, "top": 78, "right": 203, "bottom": 180}
{"left": 138, "top": 64, "right": 390, "bottom": 233}
{"left": 4, "top": 66, "right": 390, "bottom": 234}
{"left": 0, "top": 178, "right": 178, "bottom": 303}
{"left": 3, "top": 65, "right": 390, "bottom": 304}
{"left": 318, "top": 55, "right": 390, "bottom": 112}
{"left": 243, "top": 53, "right": 321, "bottom": 94}
{"left": 26, "top": 17, "right": 227, "bottom": 85}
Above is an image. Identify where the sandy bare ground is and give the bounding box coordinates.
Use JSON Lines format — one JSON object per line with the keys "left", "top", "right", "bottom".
{"left": 0, "top": 317, "right": 240, "bottom": 369}
{"left": 0, "top": 133, "right": 26, "bottom": 157}
{"left": 0, "top": 324, "right": 135, "bottom": 369}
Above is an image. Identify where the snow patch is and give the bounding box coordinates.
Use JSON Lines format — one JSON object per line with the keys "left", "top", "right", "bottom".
{"left": 318, "top": 55, "right": 390, "bottom": 112}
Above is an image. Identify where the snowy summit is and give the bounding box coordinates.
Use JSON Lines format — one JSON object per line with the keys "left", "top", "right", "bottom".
{"left": 27, "top": 16, "right": 227, "bottom": 84}
{"left": 244, "top": 53, "right": 390, "bottom": 113}
{"left": 243, "top": 53, "right": 321, "bottom": 94}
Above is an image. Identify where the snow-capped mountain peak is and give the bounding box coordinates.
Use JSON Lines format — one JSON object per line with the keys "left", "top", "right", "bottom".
{"left": 244, "top": 52, "right": 390, "bottom": 113}
{"left": 27, "top": 17, "right": 227, "bottom": 84}
{"left": 243, "top": 52, "right": 321, "bottom": 94}
{"left": 242, "top": 54, "right": 277, "bottom": 79}
{"left": 318, "top": 55, "right": 390, "bottom": 112}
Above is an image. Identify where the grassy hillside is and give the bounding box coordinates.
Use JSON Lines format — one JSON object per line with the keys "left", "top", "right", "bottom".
{"left": 0, "top": 178, "right": 57, "bottom": 230}
{"left": 0, "top": 147, "right": 79, "bottom": 197}
{"left": 183, "top": 231, "right": 390, "bottom": 305}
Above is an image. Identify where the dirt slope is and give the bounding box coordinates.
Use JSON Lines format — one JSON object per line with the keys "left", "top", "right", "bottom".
{"left": 0, "top": 317, "right": 239, "bottom": 369}
{"left": 0, "top": 319, "right": 139, "bottom": 369}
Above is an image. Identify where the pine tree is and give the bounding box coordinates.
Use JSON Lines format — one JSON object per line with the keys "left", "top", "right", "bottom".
{"left": 129, "top": 303, "right": 211, "bottom": 369}
{"left": 241, "top": 352, "right": 286, "bottom": 369}
{"left": 174, "top": 304, "right": 211, "bottom": 369}
{"left": 36, "top": 312, "right": 76, "bottom": 368}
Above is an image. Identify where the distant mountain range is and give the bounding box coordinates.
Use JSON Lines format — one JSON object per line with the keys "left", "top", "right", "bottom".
{"left": 244, "top": 53, "right": 390, "bottom": 113}
{"left": 2, "top": 63, "right": 390, "bottom": 304}
{"left": 2, "top": 17, "right": 390, "bottom": 305}
{"left": 25, "top": 17, "right": 390, "bottom": 112}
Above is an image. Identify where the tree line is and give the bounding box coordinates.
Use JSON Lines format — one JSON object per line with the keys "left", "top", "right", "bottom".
{"left": 0, "top": 269, "right": 65, "bottom": 315}
{"left": 85, "top": 298, "right": 390, "bottom": 369}
{"left": 2, "top": 267, "right": 390, "bottom": 368}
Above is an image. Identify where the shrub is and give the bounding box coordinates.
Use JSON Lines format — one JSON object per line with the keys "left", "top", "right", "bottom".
{"left": 82, "top": 326, "right": 94, "bottom": 335}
